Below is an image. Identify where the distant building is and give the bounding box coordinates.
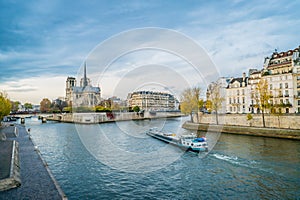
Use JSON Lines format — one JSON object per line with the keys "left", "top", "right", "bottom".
{"left": 226, "top": 72, "right": 249, "bottom": 113}
{"left": 65, "top": 63, "right": 101, "bottom": 107}
{"left": 127, "top": 91, "right": 178, "bottom": 111}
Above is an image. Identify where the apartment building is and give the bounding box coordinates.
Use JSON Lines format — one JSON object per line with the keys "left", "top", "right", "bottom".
{"left": 127, "top": 91, "right": 178, "bottom": 111}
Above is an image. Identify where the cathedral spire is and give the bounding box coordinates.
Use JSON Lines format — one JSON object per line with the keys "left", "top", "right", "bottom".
{"left": 83, "top": 61, "right": 88, "bottom": 87}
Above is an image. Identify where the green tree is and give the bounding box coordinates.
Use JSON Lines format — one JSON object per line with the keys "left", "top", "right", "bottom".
{"left": 180, "top": 87, "right": 201, "bottom": 123}
{"left": 0, "top": 92, "right": 12, "bottom": 121}
{"left": 253, "top": 79, "right": 271, "bottom": 127}
{"left": 24, "top": 102, "right": 33, "bottom": 111}
{"left": 40, "top": 98, "right": 51, "bottom": 113}
{"left": 133, "top": 105, "right": 140, "bottom": 113}
{"left": 207, "top": 82, "right": 225, "bottom": 125}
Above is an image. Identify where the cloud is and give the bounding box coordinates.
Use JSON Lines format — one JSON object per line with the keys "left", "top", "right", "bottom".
{"left": 0, "top": 76, "right": 66, "bottom": 104}
{"left": 1, "top": 0, "right": 299, "bottom": 103}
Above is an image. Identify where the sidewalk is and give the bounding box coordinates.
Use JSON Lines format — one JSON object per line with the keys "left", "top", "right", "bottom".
{"left": 0, "top": 124, "right": 66, "bottom": 199}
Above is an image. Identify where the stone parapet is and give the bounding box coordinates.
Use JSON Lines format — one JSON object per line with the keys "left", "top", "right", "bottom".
{"left": 183, "top": 122, "right": 300, "bottom": 140}
{"left": 194, "top": 113, "right": 300, "bottom": 129}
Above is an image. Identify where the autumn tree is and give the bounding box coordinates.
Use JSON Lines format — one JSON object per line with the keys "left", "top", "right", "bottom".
{"left": 206, "top": 82, "right": 225, "bottom": 125}
{"left": 40, "top": 98, "right": 51, "bottom": 113}
{"left": 0, "top": 92, "right": 12, "bottom": 121}
{"left": 180, "top": 87, "right": 202, "bottom": 123}
{"left": 253, "top": 79, "right": 271, "bottom": 127}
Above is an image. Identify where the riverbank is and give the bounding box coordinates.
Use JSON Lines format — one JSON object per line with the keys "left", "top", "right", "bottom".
{"left": 0, "top": 123, "right": 66, "bottom": 199}
{"left": 47, "top": 111, "right": 184, "bottom": 124}
{"left": 182, "top": 121, "right": 300, "bottom": 140}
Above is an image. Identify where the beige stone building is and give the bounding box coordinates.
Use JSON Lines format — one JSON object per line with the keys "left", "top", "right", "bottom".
{"left": 127, "top": 91, "right": 178, "bottom": 111}
{"left": 262, "top": 47, "right": 300, "bottom": 113}
{"left": 248, "top": 69, "right": 262, "bottom": 113}
{"left": 65, "top": 63, "right": 101, "bottom": 107}
{"left": 226, "top": 73, "right": 249, "bottom": 113}
{"left": 207, "top": 45, "right": 300, "bottom": 114}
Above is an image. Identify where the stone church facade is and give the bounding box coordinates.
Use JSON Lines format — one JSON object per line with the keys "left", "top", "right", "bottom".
{"left": 65, "top": 63, "right": 101, "bottom": 107}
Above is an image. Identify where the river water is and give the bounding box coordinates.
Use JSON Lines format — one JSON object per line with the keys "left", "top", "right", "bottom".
{"left": 25, "top": 117, "right": 300, "bottom": 199}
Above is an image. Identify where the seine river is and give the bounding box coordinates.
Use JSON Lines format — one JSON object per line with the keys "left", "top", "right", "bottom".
{"left": 26, "top": 117, "right": 300, "bottom": 199}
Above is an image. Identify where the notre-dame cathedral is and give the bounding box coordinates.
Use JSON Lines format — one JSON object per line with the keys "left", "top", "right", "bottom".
{"left": 65, "top": 63, "right": 101, "bottom": 107}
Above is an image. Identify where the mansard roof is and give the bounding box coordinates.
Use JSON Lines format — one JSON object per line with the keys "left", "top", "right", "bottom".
{"left": 227, "top": 77, "right": 248, "bottom": 88}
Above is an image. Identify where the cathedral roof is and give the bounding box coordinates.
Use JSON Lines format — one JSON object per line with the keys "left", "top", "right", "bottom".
{"left": 73, "top": 86, "right": 101, "bottom": 93}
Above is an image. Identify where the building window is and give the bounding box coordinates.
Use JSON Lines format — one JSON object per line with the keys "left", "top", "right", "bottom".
{"left": 242, "top": 97, "right": 245, "bottom": 104}
{"left": 237, "top": 98, "right": 240, "bottom": 104}
{"left": 285, "top": 83, "right": 288, "bottom": 88}
{"left": 237, "top": 90, "right": 239, "bottom": 95}
{"left": 279, "top": 83, "right": 282, "bottom": 89}
{"left": 229, "top": 98, "right": 231, "bottom": 104}
{"left": 270, "top": 84, "right": 272, "bottom": 90}
{"left": 242, "top": 89, "right": 244, "bottom": 95}
{"left": 285, "top": 90, "right": 289, "bottom": 97}
{"left": 280, "top": 99, "right": 283, "bottom": 104}
{"left": 285, "top": 99, "right": 289, "bottom": 104}
{"left": 298, "top": 100, "right": 300, "bottom": 106}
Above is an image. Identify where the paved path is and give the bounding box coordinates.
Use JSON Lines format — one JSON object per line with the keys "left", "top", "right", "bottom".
{"left": 0, "top": 141, "right": 13, "bottom": 180}
{"left": 0, "top": 124, "right": 66, "bottom": 199}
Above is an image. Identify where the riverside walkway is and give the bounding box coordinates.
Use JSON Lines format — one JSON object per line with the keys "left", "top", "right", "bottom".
{"left": 0, "top": 124, "right": 66, "bottom": 199}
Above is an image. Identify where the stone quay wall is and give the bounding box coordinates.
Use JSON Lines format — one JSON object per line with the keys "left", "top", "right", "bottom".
{"left": 48, "top": 111, "right": 184, "bottom": 124}
{"left": 183, "top": 122, "right": 300, "bottom": 140}
{"left": 193, "top": 113, "right": 300, "bottom": 129}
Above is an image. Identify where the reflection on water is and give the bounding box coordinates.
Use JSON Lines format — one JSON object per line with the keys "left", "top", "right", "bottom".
{"left": 27, "top": 117, "right": 300, "bottom": 199}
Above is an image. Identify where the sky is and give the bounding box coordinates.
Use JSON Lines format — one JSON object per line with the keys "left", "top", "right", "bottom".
{"left": 0, "top": 0, "right": 299, "bottom": 104}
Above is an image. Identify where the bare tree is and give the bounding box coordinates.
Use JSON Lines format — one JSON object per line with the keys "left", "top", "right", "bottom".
{"left": 180, "top": 87, "right": 202, "bottom": 123}
{"left": 207, "top": 82, "right": 225, "bottom": 125}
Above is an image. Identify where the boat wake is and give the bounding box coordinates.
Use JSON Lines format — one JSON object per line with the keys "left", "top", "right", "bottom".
{"left": 210, "top": 153, "right": 275, "bottom": 174}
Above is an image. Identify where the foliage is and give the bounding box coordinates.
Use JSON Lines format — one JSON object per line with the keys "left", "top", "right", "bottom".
{"left": 180, "top": 87, "right": 201, "bottom": 114}
{"left": 0, "top": 92, "right": 12, "bottom": 121}
{"left": 205, "top": 100, "right": 212, "bottom": 112}
{"left": 24, "top": 102, "right": 33, "bottom": 111}
{"left": 207, "top": 82, "right": 225, "bottom": 125}
{"left": 133, "top": 105, "right": 140, "bottom": 113}
{"left": 246, "top": 113, "right": 253, "bottom": 121}
{"left": 253, "top": 79, "right": 271, "bottom": 127}
{"left": 180, "top": 87, "right": 204, "bottom": 122}
{"left": 40, "top": 98, "right": 51, "bottom": 113}
{"left": 95, "top": 106, "right": 112, "bottom": 112}
{"left": 180, "top": 87, "right": 202, "bottom": 122}
{"left": 198, "top": 99, "right": 204, "bottom": 110}
{"left": 63, "top": 106, "right": 72, "bottom": 113}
